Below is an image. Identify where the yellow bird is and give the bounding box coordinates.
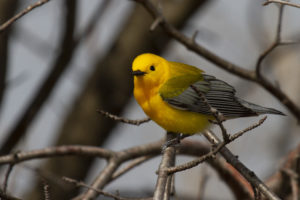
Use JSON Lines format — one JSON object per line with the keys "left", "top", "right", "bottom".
{"left": 132, "top": 53, "right": 284, "bottom": 134}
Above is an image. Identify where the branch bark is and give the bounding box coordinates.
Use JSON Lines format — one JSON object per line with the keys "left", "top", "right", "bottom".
{"left": 203, "top": 130, "right": 280, "bottom": 200}
{"left": 153, "top": 133, "right": 176, "bottom": 200}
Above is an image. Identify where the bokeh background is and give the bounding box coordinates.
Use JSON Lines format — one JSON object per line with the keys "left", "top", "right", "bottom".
{"left": 0, "top": 0, "right": 299, "bottom": 199}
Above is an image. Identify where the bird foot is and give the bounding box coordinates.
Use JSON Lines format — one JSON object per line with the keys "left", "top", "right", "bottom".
{"left": 162, "top": 133, "right": 190, "bottom": 151}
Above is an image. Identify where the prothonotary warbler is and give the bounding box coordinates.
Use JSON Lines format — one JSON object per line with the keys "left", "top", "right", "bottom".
{"left": 132, "top": 53, "right": 284, "bottom": 134}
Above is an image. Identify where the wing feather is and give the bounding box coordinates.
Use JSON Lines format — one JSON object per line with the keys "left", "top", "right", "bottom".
{"left": 160, "top": 74, "right": 256, "bottom": 118}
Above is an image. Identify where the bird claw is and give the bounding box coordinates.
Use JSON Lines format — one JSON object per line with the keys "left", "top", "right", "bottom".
{"left": 161, "top": 133, "right": 190, "bottom": 152}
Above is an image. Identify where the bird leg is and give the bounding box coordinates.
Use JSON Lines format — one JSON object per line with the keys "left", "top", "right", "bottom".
{"left": 162, "top": 133, "right": 190, "bottom": 151}
{"left": 208, "top": 119, "right": 226, "bottom": 124}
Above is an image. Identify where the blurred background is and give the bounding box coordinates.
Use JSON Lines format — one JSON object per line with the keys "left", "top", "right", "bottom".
{"left": 0, "top": 0, "right": 299, "bottom": 199}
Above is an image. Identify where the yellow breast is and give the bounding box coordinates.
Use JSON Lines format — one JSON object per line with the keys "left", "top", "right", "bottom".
{"left": 134, "top": 78, "right": 211, "bottom": 134}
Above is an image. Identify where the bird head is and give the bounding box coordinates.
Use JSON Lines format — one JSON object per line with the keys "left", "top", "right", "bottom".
{"left": 132, "top": 53, "right": 168, "bottom": 87}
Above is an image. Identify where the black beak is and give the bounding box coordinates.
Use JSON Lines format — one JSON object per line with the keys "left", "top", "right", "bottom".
{"left": 132, "top": 70, "right": 146, "bottom": 76}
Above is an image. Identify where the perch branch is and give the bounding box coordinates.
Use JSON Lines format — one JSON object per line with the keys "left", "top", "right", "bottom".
{"left": 153, "top": 132, "right": 176, "bottom": 200}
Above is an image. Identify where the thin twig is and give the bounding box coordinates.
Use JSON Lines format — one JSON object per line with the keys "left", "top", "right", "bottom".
{"left": 63, "top": 177, "right": 151, "bottom": 200}
{"left": 0, "top": 0, "right": 50, "bottom": 33}
{"left": 111, "top": 156, "right": 154, "bottom": 181}
{"left": 18, "top": 163, "right": 69, "bottom": 191}
{"left": 263, "top": 0, "right": 300, "bottom": 9}
{"left": 229, "top": 116, "right": 267, "bottom": 142}
{"left": 256, "top": 4, "right": 284, "bottom": 78}
{"left": 190, "top": 85, "right": 229, "bottom": 142}
{"left": 3, "top": 164, "right": 14, "bottom": 193}
{"left": 150, "top": 17, "right": 163, "bottom": 31}
{"left": 63, "top": 177, "right": 119, "bottom": 199}
{"left": 192, "top": 30, "right": 199, "bottom": 43}
{"left": 166, "top": 142, "right": 224, "bottom": 174}
{"left": 97, "top": 110, "right": 151, "bottom": 126}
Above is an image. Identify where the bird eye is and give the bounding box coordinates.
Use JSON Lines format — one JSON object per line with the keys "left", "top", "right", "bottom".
{"left": 150, "top": 65, "right": 155, "bottom": 71}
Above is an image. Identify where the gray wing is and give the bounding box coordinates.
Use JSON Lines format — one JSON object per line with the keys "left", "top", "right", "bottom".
{"left": 162, "top": 75, "right": 257, "bottom": 118}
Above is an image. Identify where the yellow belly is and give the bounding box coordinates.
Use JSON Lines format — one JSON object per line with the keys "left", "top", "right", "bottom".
{"left": 135, "top": 91, "right": 211, "bottom": 134}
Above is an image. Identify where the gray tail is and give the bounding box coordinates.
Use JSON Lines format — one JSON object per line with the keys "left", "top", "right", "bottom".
{"left": 236, "top": 97, "right": 285, "bottom": 116}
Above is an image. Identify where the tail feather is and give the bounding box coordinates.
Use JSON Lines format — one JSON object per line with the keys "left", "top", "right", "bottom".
{"left": 236, "top": 97, "right": 285, "bottom": 116}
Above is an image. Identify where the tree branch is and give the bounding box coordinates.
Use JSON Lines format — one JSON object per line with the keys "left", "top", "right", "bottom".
{"left": 135, "top": 0, "right": 255, "bottom": 81}
{"left": 203, "top": 130, "right": 280, "bottom": 200}
{"left": 0, "top": 0, "right": 50, "bottom": 34}
{"left": 256, "top": 4, "right": 284, "bottom": 78}
{"left": 0, "top": 138, "right": 260, "bottom": 200}
{"left": 263, "top": 0, "right": 300, "bottom": 9}
{"left": 0, "top": 145, "right": 114, "bottom": 164}
{"left": 166, "top": 117, "right": 267, "bottom": 174}
{"left": 3, "top": 164, "right": 14, "bottom": 193}
{"left": 153, "top": 132, "right": 176, "bottom": 200}
{"left": 73, "top": 139, "right": 164, "bottom": 199}
{"left": 97, "top": 110, "right": 150, "bottom": 126}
